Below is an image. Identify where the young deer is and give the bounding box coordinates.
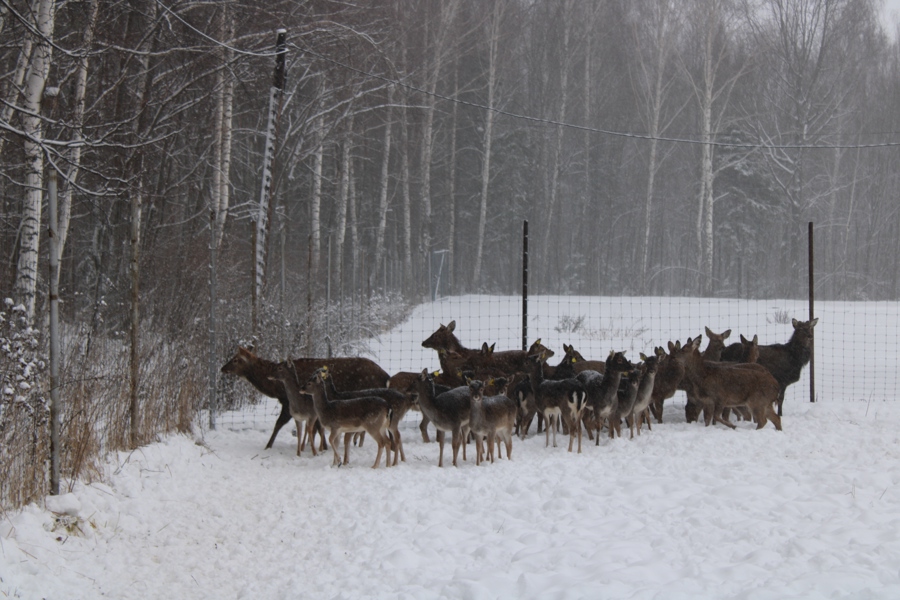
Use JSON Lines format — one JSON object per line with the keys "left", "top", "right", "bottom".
{"left": 406, "top": 370, "right": 474, "bottom": 467}
{"left": 469, "top": 379, "right": 517, "bottom": 465}
{"left": 720, "top": 318, "right": 818, "bottom": 416}
{"left": 629, "top": 352, "right": 660, "bottom": 437}
{"left": 266, "top": 360, "right": 322, "bottom": 457}
{"left": 323, "top": 377, "right": 415, "bottom": 466}
{"left": 301, "top": 367, "right": 393, "bottom": 468}
{"left": 577, "top": 351, "right": 633, "bottom": 444}
{"left": 524, "top": 354, "right": 587, "bottom": 453}
{"left": 673, "top": 336, "right": 782, "bottom": 431}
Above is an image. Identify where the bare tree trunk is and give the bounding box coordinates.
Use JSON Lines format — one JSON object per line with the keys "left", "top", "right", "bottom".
{"left": 419, "top": 1, "right": 458, "bottom": 281}
{"left": 399, "top": 85, "right": 413, "bottom": 291}
{"left": 472, "top": 0, "right": 502, "bottom": 285}
{"left": 334, "top": 114, "right": 354, "bottom": 292}
{"left": 371, "top": 85, "right": 394, "bottom": 288}
{"left": 447, "top": 62, "right": 459, "bottom": 292}
{"left": 540, "top": 0, "right": 572, "bottom": 282}
{"left": 310, "top": 103, "right": 325, "bottom": 277}
{"left": 57, "top": 0, "right": 99, "bottom": 275}
{"left": 15, "top": 0, "right": 55, "bottom": 325}
{"left": 0, "top": 0, "right": 39, "bottom": 159}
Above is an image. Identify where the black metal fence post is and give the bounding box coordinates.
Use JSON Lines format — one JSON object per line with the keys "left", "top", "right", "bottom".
{"left": 809, "top": 221, "right": 815, "bottom": 404}
{"left": 522, "top": 220, "right": 528, "bottom": 351}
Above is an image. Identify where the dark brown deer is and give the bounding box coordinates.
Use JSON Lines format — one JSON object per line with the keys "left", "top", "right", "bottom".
{"left": 221, "top": 346, "right": 390, "bottom": 450}
{"left": 610, "top": 366, "right": 642, "bottom": 439}
{"left": 721, "top": 319, "right": 817, "bottom": 416}
{"left": 672, "top": 336, "right": 782, "bottom": 431}
{"left": 649, "top": 343, "right": 685, "bottom": 424}
{"left": 576, "top": 351, "right": 633, "bottom": 444}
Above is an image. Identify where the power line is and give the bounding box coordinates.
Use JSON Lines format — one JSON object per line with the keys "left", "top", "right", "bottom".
{"left": 296, "top": 44, "right": 900, "bottom": 152}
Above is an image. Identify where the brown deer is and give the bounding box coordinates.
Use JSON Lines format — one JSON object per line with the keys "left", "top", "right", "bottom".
{"left": 672, "top": 336, "right": 782, "bottom": 431}
{"left": 721, "top": 319, "right": 817, "bottom": 416}
{"left": 649, "top": 343, "right": 685, "bottom": 424}
{"left": 683, "top": 328, "right": 731, "bottom": 424}
{"left": 406, "top": 370, "right": 474, "bottom": 467}
{"left": 577, "top": 351, "right": 633, "bottom": 444}
{"left": 422, "top": 320, "right": 554, "bottom": 377}
{"left": 221, "top": 346, "right": 389, "bottom": 450}
{"left": 468, "top": 379, "right": 517, "bottom": 464}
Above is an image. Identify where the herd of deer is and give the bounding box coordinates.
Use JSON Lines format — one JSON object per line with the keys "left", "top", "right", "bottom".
{"left": 220, "top": 317, "right": 819, "bottom": 469}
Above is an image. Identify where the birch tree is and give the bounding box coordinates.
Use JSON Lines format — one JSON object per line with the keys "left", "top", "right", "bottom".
{"left": 15, "top": 0, "right": 55, "bottom": 325}
{"left": 370, "top": 85, "right": 394, "bottom": 289}
{"left": 681, "top": 0, "right": 746, "bottom": 295}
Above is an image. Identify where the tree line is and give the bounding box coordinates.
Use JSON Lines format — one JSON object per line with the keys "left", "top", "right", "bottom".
{"left": 2, "top": 0, "right": 898, "bottom": 340}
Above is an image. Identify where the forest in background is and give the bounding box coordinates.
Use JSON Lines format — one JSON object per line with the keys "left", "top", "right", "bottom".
{"left": 2, "top": 0, "right": 900, "bottom": 507}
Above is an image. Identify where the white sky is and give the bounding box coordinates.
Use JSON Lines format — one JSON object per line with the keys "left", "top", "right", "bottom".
{"left": 882, "top": 0, "right": 900, "bottom": 37}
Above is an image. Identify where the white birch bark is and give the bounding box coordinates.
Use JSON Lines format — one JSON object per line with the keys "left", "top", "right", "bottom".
{"left": 447, "top": 62, "right": 459, "bottom": 291}
{"left": 0, "top": 0, "right": 39, "bottom": 159}
{"left": 15, "top": 0, "right": 55, "bottom": 325}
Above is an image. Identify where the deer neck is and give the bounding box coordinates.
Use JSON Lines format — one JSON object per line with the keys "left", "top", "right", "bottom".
{"left": 242, "top": 358, "right": 285, "bottom": 399}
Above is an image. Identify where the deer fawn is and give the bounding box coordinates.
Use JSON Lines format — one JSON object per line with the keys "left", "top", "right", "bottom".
{"left": 629, "top": 352, "right": 660, "bottom": 437}
{"left": 406, "top": 370, "right": 474, "bottom": 467}
{"left": 301, "top": 367, "right": 394, "bottom": 468}
{"left": 524, "top": 354, "right": 587, "bottom": 453}
{"left": 648, "top": 342, "right": 685, "bottom": 424}
{"left": 469, "top": 379, "right": 517, "bottom": 465}
{"left": 610, "top": 366, "right": 642, "bottom": 439}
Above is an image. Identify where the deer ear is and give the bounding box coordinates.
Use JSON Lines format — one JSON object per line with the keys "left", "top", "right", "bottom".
{"left": 608, "top": 350, "right": 615, "bottom": 358}
{"left": 490, "top": 343, "right": 496, "bottom": 352}
{"left": 810, "top": 318, "right": 818, "bottom": 327}
{"left": 640, "top": 352, "right": 648, "bottom": 361}
{"left": 482, "top": 342, "right": 490, "bottom": 352}
{"left": 535, "top": 338, "right": 541, "bottom": 345}
{"left": 752, "top": 334, "right": 758, "bottom": 343}
{"left": 723, "top": 329, "right": 731, "bottom": 339}
{"left": 704, "top": 326, "right": 713, "bottom": 337}
{"left": 448, "top": 320, "right": 456, "bottom": 332}
{"left": 792, "top": 318, "right": 799, "bottom": 328}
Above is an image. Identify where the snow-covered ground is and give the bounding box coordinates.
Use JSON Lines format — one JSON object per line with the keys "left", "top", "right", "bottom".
{"left": 3, "top": 296, "right": 899, "bottom": 599}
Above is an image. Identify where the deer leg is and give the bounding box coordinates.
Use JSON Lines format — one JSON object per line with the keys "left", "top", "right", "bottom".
{"left": 650, "top": 399, "right": 663, "bottom": 424}
{"left": 419, "top": 414, "right": 431, "bottom": 443}
{"left": 451, "top": 429, "right": 461, "bottom": 467}
{"left": 343, "top": 432, "right": 354, "bottom": 465}
{"left": 392, "top": 427, "right": 403, "bottom": 466}
{"left": 777, "top": 389, "right": 786, "bottom": 417}
{"left": 265, "top": 401, "right": 293, "bottom": 449}
{"left": 713, "top": 406, "right": 737, "bottom": 429}
{"left": 436, "top": 430, "right": 446, "bottom": 467}
{"left": 329, "top": 430, "right": 341, "bottom": 466}
{"left": 294, "top": 419, "right": 309, "bottom": 456}
{"left": 504, "top": 433, "right": 513, "bottom": 460}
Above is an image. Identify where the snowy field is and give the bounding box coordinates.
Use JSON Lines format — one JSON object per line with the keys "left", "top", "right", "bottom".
{"left": 3, "top": 296, "right": 900, "bottom": 599}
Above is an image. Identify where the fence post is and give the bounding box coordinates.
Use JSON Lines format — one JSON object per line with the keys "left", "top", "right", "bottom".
{"left": 522, "top": 219, "right": 528, "bottom": 351}
{"left": 808, "top": 221, "right": 815, "bottom": 404}
{"left": 48, "top": 169, "right": 60, "bottom": 495}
